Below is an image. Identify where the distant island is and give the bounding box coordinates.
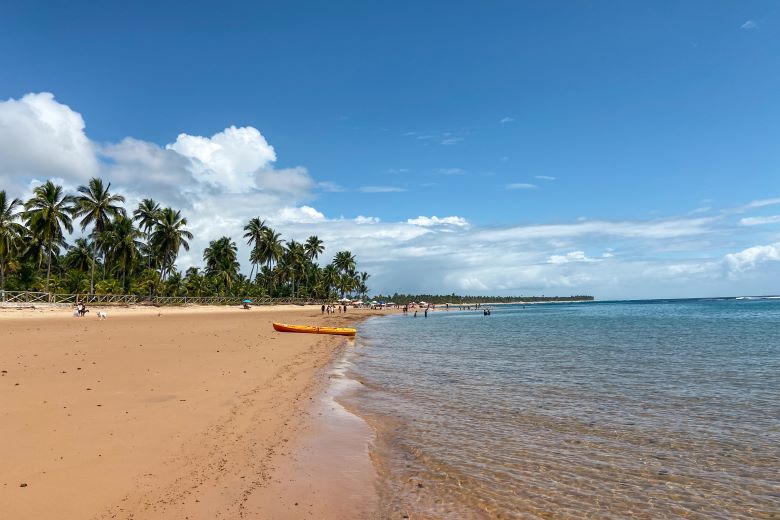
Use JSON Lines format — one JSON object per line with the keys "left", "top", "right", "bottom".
{"left": 371, "top": 293, "right": 594, "bottom": 304}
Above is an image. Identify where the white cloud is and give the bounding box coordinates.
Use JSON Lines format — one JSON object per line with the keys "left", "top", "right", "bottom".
{"left": 499, "top": 117, "right": 515, "bottom": 124}
{"left": 358, "top": 185, "right": 406, "bottom": 193}
{"left": 739, "top": 215, "right": 780, "bottom": 226}
{"left": 254, "top": 166, "right": 314, "bottom": 196}
{"left": 535, "top": 175, "right": 556, "bottom": 181}
{"left": 548, "top": 251, "right": 598, "bottom": 264}
{"left": 100, "top": 138, "right": 196, "bottom": 205}
{"left": 740, "top": 197, "right": 780, "bottom": 211}
{"left": 407, "top": 216, "right": 470, "bottom": 228}
{"left": 6, "top": 91, "right": 780, "bottom": 300}
{"left": 274, "top": 205, "right": 326, "bottom": 223}
{"left": 317, "top": 181, "right": 346, "bottom": 192}
{"left": 724, "top": 242, "right": 780, "bottom": 272}
{"left": 439, "top": 137, "right": 463, "bottom": 145}
{"left": 476, "top": 217, "right": 717, "bottom": 242}
{"left": 410, "top": 132, "right": 464, "bottom": 146}
{"left": 166, "top": 126, "right": 276, "bottom": 193}
{"left": 437, "top": 168, "right": 467, "bottom": 176}
{"left": 506, "top": 183, "right": 539, "bottom": 190}
{"left": 354, "top": 215, "right": 380, "bottom": 224}
{"left": 741, "top": 20, "right": 757, "bottom": 30}
{"left": 0, "top": 92, "right": 98, "bottom": 193}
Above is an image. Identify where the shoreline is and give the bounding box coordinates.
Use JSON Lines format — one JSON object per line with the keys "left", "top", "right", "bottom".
{"left": 249, "top": 333, "right": 379, "bottom": 518}
{"left": 0, "top": 304, "right": 393, "bottom": 519}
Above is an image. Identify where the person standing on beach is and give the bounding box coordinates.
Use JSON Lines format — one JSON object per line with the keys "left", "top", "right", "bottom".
{"left": 321, "top": 304, "right": 325, "bottom": 314}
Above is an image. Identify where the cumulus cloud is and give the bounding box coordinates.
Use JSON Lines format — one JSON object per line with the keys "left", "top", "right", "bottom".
{"left": 724, "top": 242, "right": 780, "bottom": 272}
{"left": 0, "top": 92, "right": 98, "bottom": 193}
{"left": 254, "top": 166, "right": 314, "bottom": 197}
{"left": 406, "top": 216, "right": 470, "bottom": 228}
{"left": 100, "top": 138, "right": 197, "bottom": 206}
{"left": 166, "top": 126, "right": 276, "bottom": 193}
{"left": 274, "top": 205, "right": 326, "bottom": 223}
{"left": 6, "top": 91, "right": 780, "bottom": 300}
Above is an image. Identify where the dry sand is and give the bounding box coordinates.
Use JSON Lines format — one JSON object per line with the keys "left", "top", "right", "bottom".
{"left": 0, "top": 304, "right": 388, "bottom": 519}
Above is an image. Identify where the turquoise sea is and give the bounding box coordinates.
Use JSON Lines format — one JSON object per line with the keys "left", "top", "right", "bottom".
{"left": 342, "top": 298, "right": 780, "bottom": 519}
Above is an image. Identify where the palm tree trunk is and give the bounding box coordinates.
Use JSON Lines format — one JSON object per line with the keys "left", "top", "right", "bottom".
{"left": 45, "top": 247, "right": 52, "bottom": 296}
{"left": 1, "top": 255, "right": 5, "bottom": 302}
{"left": 90, "top": 239, "right": 97, "bottom": 294}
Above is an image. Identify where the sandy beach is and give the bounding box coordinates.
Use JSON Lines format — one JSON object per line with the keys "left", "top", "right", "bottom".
{"left": 0, "top": 304, "right": 385, "bottom": 519}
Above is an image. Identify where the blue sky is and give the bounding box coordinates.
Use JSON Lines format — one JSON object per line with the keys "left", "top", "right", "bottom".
{"left": 2, "top": 1, "right": 780, "bottom": 299}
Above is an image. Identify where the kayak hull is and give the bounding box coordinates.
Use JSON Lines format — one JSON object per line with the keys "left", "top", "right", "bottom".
{"left": 272, "top": 322, "right": 357, "bottom": 336}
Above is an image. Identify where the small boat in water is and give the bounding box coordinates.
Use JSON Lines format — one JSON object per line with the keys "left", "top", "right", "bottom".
{"left": 272, "top": 322, "right": 357, "bottom": 336}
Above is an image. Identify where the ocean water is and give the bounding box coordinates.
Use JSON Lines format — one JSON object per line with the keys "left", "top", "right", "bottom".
{"left": 341, "top": 298, "right": 780, "bottom": 519}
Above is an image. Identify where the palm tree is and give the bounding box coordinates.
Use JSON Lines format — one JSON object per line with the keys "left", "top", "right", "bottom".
{"left": 164, "top": 271, "right": 185, "bottom": 296}
{"left": 359, "top": 271, "right": 370, "bottom": 298}
{"left": 303, "top": 235, "right": 324, "bottom": 294}
{"left": 74, "top": 178, "right": 126, "bottom": 294}
{"left": 104, "top": 215, "right": 144, "bottom": 289}
{"left": 133, "top": 198, "right": 161, "bottom": 269}
{"left": 338, "top": 272, "right": 355, "bottom": 299}
{"left": 184, "top": 267, "right": 206, "bottom": 297}
{"left": 0, "top": 191, "right": 25, "bottom": 300}
{"left": 304, "top": 235, "right": 324, "bottom": 262}
{"left": 65, "top": 238, "right": 94, "bottom": 272}
{"left": 333, "top": 250, "right": 356, "bottom": 275}
{"left": 283, "top": 240, "right": 306, "bottom": 297}
{"left": 23, "top": 181, "right": 76, "bottom": 294}
{"left": 149, "top": 208, "right": 192, "bottom": 282}
{"left": 322, "top": 264, "right": 339, "bottom": 299}
{"left": 203, "top": 236, "right": 240, "bottom": 294}
{"left": 259, "top": 227, "right": 284, "bottom": 295}
{"left": 243, "top": 217, "right": 266, "bottom": 281}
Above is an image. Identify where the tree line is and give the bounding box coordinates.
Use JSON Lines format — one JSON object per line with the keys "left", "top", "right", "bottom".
{"left": 371, "top": 293, "right": 594, "bottom": 304}
{"left": 0, "top": 179, "right": 369, "bottom": 300}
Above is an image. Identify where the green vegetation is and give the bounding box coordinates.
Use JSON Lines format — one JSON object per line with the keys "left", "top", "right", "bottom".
{"left": 0, "top": 180, "right": 369, "bottom": 301}
{"left": 371, "top": 293, "right": 594, "bottom": 304}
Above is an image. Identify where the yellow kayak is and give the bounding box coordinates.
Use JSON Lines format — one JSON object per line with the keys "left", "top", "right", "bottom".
{"left": 272, "top": 322, "right": 357, "bottom": 336}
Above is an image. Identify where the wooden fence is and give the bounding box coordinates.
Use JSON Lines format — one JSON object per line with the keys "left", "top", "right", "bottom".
{"left": 0, "top": 291, "right": 315, "bottom": 307}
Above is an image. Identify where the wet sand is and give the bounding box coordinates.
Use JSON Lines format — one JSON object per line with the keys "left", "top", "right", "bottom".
{"left": 0, "top": 304, "right": 386, "bottom": 519}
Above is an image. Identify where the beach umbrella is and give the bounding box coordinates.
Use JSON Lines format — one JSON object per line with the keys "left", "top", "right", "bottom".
{"left": 242, "top": 299, "right": 252, "bottom": 303}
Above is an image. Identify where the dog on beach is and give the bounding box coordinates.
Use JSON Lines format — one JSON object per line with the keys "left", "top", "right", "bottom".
{"left": 96, "top": 311, "right": 107, "bottom": 320}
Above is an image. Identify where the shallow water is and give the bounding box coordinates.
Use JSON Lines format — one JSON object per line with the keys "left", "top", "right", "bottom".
{"left": 342, "top": 298, "right": 780, "bottom": 519}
